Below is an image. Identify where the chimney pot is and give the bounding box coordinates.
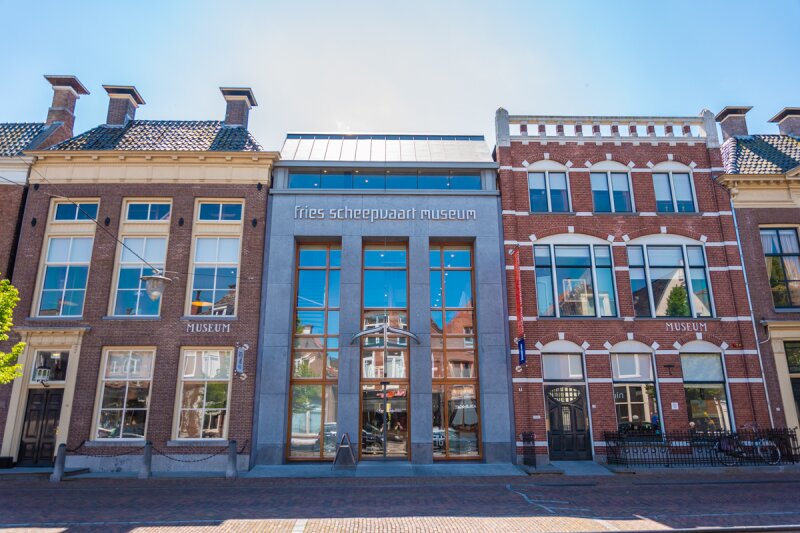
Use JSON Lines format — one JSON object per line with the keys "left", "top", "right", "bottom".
{"left": 768, "top": 108, "right": 800, "bottom": 136}
{"left": 715, "top": 106, "right": 752, "bottom": 142}
{"left": 220, "top": 87, "right": 257, "bottom": 128}
{"left": 103, "top": 85, "right": 145, "bottom": 126}
{"left": 43, "top": 75, "right": 89, "bottom": 144}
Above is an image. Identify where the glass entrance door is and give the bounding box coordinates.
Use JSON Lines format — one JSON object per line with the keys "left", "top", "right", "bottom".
{"left": 361, "top": 382, "right": 408, "bottom": 457}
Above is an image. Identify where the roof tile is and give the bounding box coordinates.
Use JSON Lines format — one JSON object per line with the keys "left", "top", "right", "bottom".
{"left": 721, "top": 134, "right": 800, "bottom": 174}
{"left": 0, "top": 123, "right": 48, "bottom": 157}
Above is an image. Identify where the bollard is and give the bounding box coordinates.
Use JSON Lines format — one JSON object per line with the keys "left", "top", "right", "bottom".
{"left": 138, "top": 441, "right": 152, "bottom": 479}
{"left": 49, "top": 443, "right": 66, "bottom": 483}
{"left": 225, "top": 440, "right": 238, "bottom": 479}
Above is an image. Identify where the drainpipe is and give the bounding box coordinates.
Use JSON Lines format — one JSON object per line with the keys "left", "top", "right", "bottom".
{"left": 729, "top": 196, "right": 775, "bottom": 428}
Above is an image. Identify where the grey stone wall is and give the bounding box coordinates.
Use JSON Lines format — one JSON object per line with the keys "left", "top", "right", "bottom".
{"left": 253, "top": 191, "right": 514, "bottom": 464}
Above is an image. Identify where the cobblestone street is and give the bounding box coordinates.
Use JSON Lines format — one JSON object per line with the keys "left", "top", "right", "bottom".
{"left": 1, "top": 471, "right": 799, "bottom": 532}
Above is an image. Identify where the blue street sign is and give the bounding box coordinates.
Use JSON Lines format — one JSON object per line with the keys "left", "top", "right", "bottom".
{"left": 517, "top": 338, "right": 526, "bottom": 365}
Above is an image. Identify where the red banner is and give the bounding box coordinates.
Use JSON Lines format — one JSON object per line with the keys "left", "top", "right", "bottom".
{"left": 512, "top": 248, "right": 524, "bottom": 341}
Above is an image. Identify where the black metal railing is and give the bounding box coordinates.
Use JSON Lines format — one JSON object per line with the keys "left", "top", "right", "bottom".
{"left": 605, "top": 428, "right": 800, "bottom": 467}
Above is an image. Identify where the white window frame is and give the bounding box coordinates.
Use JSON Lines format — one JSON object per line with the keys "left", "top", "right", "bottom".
{"left": 37, "top": 236, "right": 94, "bottom": 317}
{"left": 93, "top": 348, "right": 155, "bottom": 440}
{"left": 627, "top": 241, "right": 715, "bottom": 318}
{"left": 591, "top": 171, "right": 635, "bottom": 213}
{"left": 52, "top": 201, "right": 99, "bottom": 222}
{"left": 125, "top": 201, "right": 172, "bottom": 222}
{"left": 111, "top": 236, "right": 167, "bottom": 317}
{"left": 534, "top": 241, "right": 618, "bottom": 318}
{"left": 653, "top": 171, "right": 698, "bottom": 213}
{"left": 196, "top": 201, "right": 244, "bottom": 223}
{"left": 174, "top": 348, "right": 234, "bottom": 440}
{"left": 188, "top": 237, "right": 241, "bottom": 317}
{"left": 527, "top": 171, "right": 572, "bottom": 213}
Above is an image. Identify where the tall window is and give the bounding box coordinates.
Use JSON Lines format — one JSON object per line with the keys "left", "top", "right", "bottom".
{"left": 627, "top": 244, "right": 712, "bottom": 318}
{"left": 534, "top": 244, "right": 616, "bottom": 317}
{"left": 289, "top": 244, "right": 340, "bottom": 460}
{"left": 430, "top": 245, "right": 480, "bottom": 458}
{"left": 38, "top": 237, "right": 93, "bottom": 316}
{"left": 95, "top": 349, "right": 154, "bottom": 439}
{"left": 361, "top": 244, "right": 409, "bottom": 458}
{"left": 176, "top": 349, "right": 233, "bottom": 439}
{"left": 113, "top": 237, "right": 166, "bottom": 316}
{"left": 528, "top": 172, "right": 570, "bottom": 213}
{"left": 760, "top": 228, "right": 800, "bottom": 308}
{"left": 682, "top": 353, "right": 730, "bottom": 432}
{"left": 591, "top": 172, "right": 633, "bottom": 213}
{"left": 785, "top": 342, "right": 800, "bottom": 426}
{"left": 611, "top": 353, "right": 659, "bottom": 434}
{"left": 653, "top": 172, "right": 696, "bottom": 213}
{"left": 190, "top": 237, "right": 240, "bottom": 316}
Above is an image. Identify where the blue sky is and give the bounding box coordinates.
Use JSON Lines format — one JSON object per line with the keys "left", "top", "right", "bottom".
{"left": 2, "top": 0, "right": 798, "bottom": 149}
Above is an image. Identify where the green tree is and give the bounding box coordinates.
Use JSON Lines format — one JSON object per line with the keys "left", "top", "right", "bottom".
{"left": 665, "top": 284, "right": 691, "bottom": 317}
{"left": 0, "top": 277, "right": 24, "bottom": 384}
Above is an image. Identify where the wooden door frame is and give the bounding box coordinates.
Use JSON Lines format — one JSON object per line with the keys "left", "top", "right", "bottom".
{"left": 544, "top": 383, "right": 592, "bottom": 460}
{"left": 1, "top": 327, "right": 88, "bottom": 462}
{"left": 18, "top": 387, "right": 64, "bottom": 466}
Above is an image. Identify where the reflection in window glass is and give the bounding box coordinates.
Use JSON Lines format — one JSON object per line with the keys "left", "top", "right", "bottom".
{"left": 38, "top": 237, "right": 93, "bottom": 317}
{"left": 54, "top": 202, "right": 98, "bottom": 221}
{"left": 289, "top": 244, "right": 340, "bottom": 459}
{"left": 114, "top": 237, "right": 166, "bottom": 316}
{"left": 430, "top": 245, "right": 479, "bottom": 458}
{"left": 96, "top": 350, "right": 154, "bottom": 439}
{"left": 177, "top": 350, "right": 232, "bottom": 439}
{"left": 190, "top": 237, "right": 240, "bottom": 316}
{"left": 760, "top": 228, "right": 800, "bottom": 308}
{"left": 592, "top": 172, "right": 632, "bottom": 213}
{"left": 786, "top": 341, "right": 800, "bottom": 374}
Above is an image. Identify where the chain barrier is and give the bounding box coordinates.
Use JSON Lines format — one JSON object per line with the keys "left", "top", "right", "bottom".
{"left": 64, "top": 439, "right": 248, "bottom": 462}
{"left": 151, "top": 440, "right": 249, "bottom": 463}
{"left": 66, "top": 441, "right": 145, "bottom": 458}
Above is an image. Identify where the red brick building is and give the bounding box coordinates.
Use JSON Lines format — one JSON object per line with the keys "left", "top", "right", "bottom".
{"left": 495, "top": 109, "right": 772, "bottom": 464}
{"left": 0, "top": 84, "right": 278, "bottom": 471}
{"left": 716, "top": 107, "right": 800, "bottom": 433}
{"left": 0, "top": 76, "right": 88, "bottom": 280}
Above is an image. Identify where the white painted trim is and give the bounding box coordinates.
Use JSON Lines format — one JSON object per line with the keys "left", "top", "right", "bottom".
{"left": 728, "top": 378, "right": 763, "bottom": 383}
{"left": 658, "top": 377, "right": 684, "bottom": 383}
{"left": 709, "top": 266, "right": 743, "bottom": 272}
{"left": 719, "top": 316, "right": 753, "bottom": 322}
{"left": 512, "top": 377, "right": 544, "bottom": 383}
{"left": 587, "top": 378, "right": 613, "bottom": 383}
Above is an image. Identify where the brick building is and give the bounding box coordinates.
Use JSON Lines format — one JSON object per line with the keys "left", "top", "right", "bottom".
{"left": 0, "top": 84, "right": 278, "bottom": 471}
{"left": 0, "top": 76, "right": 88, "bottom": 280}
{"left": 716, "top": 106, "right": 800, "bottom": 432}
{"left": 494, "top": 109, "right": 772, "bottom": 464}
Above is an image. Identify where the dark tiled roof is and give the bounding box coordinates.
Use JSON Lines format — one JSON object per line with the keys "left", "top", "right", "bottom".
{"left": 721, "top": 134, "right": 800, "bottom": 174}
{"left": 49, "top": 120, "right": 263, "bottom": 152}
{"left": 0, "top": 123, "right": 48, "bottom": 157}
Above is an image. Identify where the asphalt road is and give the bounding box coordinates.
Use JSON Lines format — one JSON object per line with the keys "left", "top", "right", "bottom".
{"left": 1, "top": 471, "right": 799, "bottom": 532}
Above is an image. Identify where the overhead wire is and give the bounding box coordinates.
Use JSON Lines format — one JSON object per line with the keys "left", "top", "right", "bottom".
{"left": 2, "top": 154, "right": 266, "bottom": 287}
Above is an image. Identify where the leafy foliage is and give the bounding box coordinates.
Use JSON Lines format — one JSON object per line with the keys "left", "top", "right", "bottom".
{"left": 665, "top": 284, "right": 691, "bottom": 317}
{"left": 0, "top": 276, "right": 24, "bottom": 384}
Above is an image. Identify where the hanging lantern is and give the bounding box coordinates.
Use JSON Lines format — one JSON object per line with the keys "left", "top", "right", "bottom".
{"left": 141, "top": 271, "right": 172, "bottom": 301}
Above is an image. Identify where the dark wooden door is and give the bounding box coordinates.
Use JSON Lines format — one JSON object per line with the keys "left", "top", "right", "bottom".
{"left": 18, "top": 389, "right": 63, "bottom": 467}
{"left": 545, "top": 385, "right": 591, "bottom": 460}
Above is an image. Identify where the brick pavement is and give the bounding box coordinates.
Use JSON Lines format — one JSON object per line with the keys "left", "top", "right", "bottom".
{"left": 0, "top": 472, "right": 799, "bottom": 532}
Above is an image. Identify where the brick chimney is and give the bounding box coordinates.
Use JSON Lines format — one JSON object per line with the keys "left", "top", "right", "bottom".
{"left": 103, "top": 85, "right": 145, "bottom": 126}
{"left": 43, "top": 75, "right": 89, "bottom": 145}
{"left": 715, "top": 106, "right": 752, "bottom": 142}
{"left": 220, "top": 87, "right": 257, "bottom": 128}
{"left": 768, "top": 108, "right": 800, "bottom": 136}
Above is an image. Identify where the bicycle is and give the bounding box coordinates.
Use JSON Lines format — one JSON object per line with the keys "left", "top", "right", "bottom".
{"left": 715, "top": 428, "right": 781, "bottom": 466}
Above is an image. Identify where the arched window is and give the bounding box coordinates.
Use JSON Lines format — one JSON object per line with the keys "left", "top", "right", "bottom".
{"left": 533, "top": 234, "right": 617, "bottom": 317}
{"left": 626, "top": 234, "right": 713, "bottom": 318}
{"left": 590, "top": 161, "right": 633, "bottom": 213}
{"left": 651, "top": 162, "right": 697, "bottom": 213}
{"left": 527, "top": 161, "right": 571, "bottom": 213}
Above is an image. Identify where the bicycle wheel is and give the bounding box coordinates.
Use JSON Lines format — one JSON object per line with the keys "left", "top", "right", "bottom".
{"left": 758, "top": 442, "right": 781, "bottom": 466}
{"left": 715, "top": 442, "right": 740, "bottom": 466}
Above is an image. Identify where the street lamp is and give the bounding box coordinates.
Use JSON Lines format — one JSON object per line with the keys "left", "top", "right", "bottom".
{"left": 141, "top": 271, "right": 172, "bottom": 301}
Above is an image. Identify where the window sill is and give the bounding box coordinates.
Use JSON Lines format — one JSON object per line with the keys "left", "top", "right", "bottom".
{"left": 773, "top": 308, "right": 800, "bottom": 314}
{"left": 26, "top": 316, "right": 85, "bottom": 321}
{"left": 85, "top": 439, "right": 146, "bottom": 447}
{"left": 167, "top": 439, "right": 229, "bottom": 447}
